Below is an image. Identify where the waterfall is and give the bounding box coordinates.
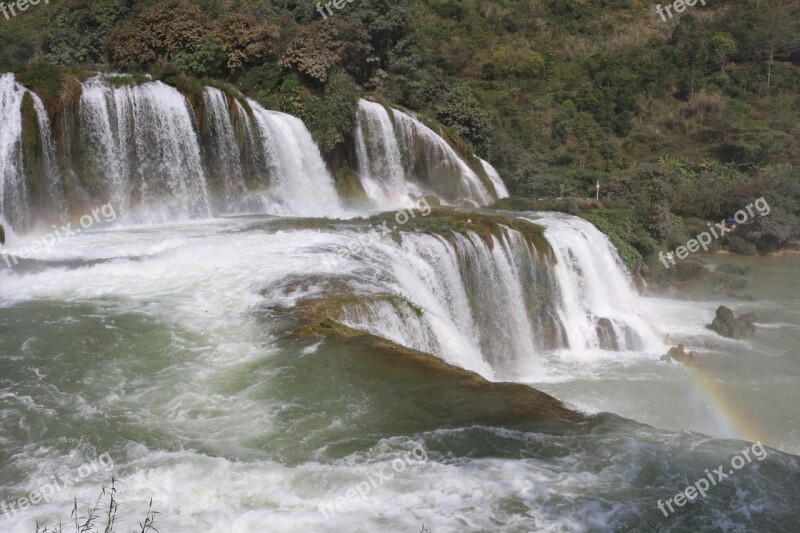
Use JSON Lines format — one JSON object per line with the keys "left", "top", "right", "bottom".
{"left": 31, "top": 93, "right": 66, "bottom": 218}
{"left": 480, "top": 159, "right": 509, "bottom": 199}
{"left": 391, "top": 107, "right": 493, "bottom": 206}
{"left": 202, "top": 87, "right": 247, "bottom": 209}
{"left": 247, "top": 100, "right": 344, "bottom": 218}
{"left": 531, "top": 213, "right": 665, "bottom": 354}
{"left": 330, "top": 213, "right": 663, "bottom": 379}
{"left": 0, "top": 73, "right": 31, "bottom": 232}
{"left": 354, "top": 100, "right": 421, "bottom": 208}
{"left": 355, "top": 99, "right": 496, "bottom": 207}
{"left": 78, "top": 78, "right": 212, "bottom": 222}
{"left": 335, "top": 226, "right": 563, "bottom": 379}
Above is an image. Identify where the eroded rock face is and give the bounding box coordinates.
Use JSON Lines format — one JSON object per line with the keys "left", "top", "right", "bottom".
{"left": 661, "top": 344, "right": 699, "bottom": 365}
{"left": 708, "top": 305, "right": 758, "bottom": 339}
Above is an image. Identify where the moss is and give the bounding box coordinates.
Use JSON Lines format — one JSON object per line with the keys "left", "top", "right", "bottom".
{"left": 13, "top": 63, "right": 63, "bottom": 112}
{"left": 364, "top": 209, "right": 554, "bottom": 260}
{"left": 103, "top": 74, "right": 151, "bottom": 87}
{"left": 334, "top": 165, "right": 368, "bottom": 205}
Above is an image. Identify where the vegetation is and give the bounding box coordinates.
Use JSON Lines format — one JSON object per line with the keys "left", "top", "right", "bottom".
{"left": 0, "top": 0, "right": 798, "bottom": 264}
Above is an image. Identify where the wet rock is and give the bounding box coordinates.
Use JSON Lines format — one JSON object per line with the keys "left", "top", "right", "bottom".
{"left": 0, "top": 224, "right": 4, "bottom": 245}
{"left": 707, "top": 305, "right": 758, "bottom": 339}
{"left": 595, "top": 317, "right": 620, "bottom": 351}
{"left": 661, "top": 344, "right": 699, "bottom": 365}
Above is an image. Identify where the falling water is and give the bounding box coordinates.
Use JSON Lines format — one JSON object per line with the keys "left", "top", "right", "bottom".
{"left": 531, "top": 212, "right": 666, "bottom": 355}
{"left": 78, "top": 78, "right": 212, "bottom": 222}
{"left": 480, "top": 158, "right": 509, "bottom": 199}
{"left": 247, "top": 100, "right": 344, "bottom": 217}
{"left": 354, "top": 100, "right": 421, "bottom": 207}
{"left": 335, "top": 226, "right": 563, "bottom": 378}
{"left": 391, "top": 107, "right": 493, "bottom": 206}
{"left": 0, "top": 74, "right": 32, "bottom": 232}
{"left": 202, "top": 87, "right": 247, "bottom": 208}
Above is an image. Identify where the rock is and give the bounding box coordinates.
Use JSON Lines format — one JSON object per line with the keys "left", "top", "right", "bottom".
{"left": 595, "top": 317, "right": 620, "bottom": 351}
{"left": 707, "top": 305, "right": 758, "bottom": 339}
{"left": 662, "top": 344, "right": 699, "bottom": 365}
{"left": 0, "top": 224, "right": 4, "bottom": 245}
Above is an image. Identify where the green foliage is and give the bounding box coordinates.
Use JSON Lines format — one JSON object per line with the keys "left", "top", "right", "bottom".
{"left": 432, "top": 84, "right": 493, "bottom": 157}
{"left": 280, "top": 18, "right": 374, "bottom": 85}
{"left": 173, "top": 37, "right": 226, "bottom": 78}
{"left": 13, "top": 63, "right": 63, "bottom": 103}
{"left": 305, "top": 73, "right": 360, "bottom": 153}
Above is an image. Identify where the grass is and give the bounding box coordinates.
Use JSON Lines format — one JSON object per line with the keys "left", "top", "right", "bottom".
{"left": 34, "top": 479, "right": 158, "bottom": 533}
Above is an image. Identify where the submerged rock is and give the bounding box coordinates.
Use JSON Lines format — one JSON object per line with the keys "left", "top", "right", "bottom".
{"left": 661, "top": 344, "right": 699, "bottom": 365}
{"left": 707, "top": 305, "right": 757, "bottom": 339}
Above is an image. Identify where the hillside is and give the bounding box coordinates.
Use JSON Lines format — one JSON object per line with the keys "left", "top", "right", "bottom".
{"left": 1, "top": 0, "right": 799, "bottom": 270}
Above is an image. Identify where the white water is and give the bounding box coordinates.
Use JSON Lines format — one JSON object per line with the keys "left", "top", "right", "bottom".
{"left": 392, "top": 108, "right": 494, "bottom": 206}
{"left": 480, "top": 158, "right": 510, "bottom": 199}
{"left": 30, "top": 93, "right": 65, "bottom": 217}
{"left": 247, "top": 100, "right": 345, "bottom": 218}
{"left": 531, "top": 213, "right": 666, "bottom": 357}
{"left": 79, "top": 78, "right": 212, "bottom": 222}
{"left": 355, "top": 99, "right": 496, "bottom": 207}
{"left": 330, "top": 216, "right": 662, "bottom": 380}
{"left": 354, "top": 100, "right": 422, "bottom": 208}
{"left": 0, "top": 74, "right": 30, "bottom": 232}
{"left": 0, "top": 217, "right": 796, "bottom": 533}
{"left": 202, "top": 87, "right": 247, "bottom": 205}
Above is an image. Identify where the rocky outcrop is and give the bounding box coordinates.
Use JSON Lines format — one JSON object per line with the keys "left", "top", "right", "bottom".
{"left": 595, "top": 318, "right": 620, "bottom": 351}
{"left": 707, "top": 306, "right": 758, "bottom": 339}
{"left": 661, "top": 344, "right": 699, "bottom": 365}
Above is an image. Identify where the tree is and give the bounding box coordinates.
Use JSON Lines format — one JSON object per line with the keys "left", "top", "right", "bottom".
{"left": 707, "top": 33, "right": 738, "bottom": 72}
{"left": 105, "top": 0, "right": 209, "bottom": 70}
{"left": 210, "top": 14, "right": 280, "bottom": 73}
{"left": 433, "top": 84, "right": 493, "bottom": 157}
{"left": 280, "top": 19, "right": 374, "bottom": 84}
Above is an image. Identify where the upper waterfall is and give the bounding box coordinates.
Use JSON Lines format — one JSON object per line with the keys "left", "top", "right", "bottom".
{"left": 0, "top": 73, "right": 31, "bottom": 233}
{"left": 355, "top": 99, "right": 502, "bottom": 208}
{"left": 0, "top": 75, "right": 517, "bottom": 234}
{"left": 78, "top": 78, "right": 213, "bottom": 223}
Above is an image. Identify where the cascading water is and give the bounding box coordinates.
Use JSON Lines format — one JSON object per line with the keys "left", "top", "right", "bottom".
{"left": 0, "top": 73, "right": 31, "bottom": 232}
{"left": 78, "top": 78, "right": 212, "bottom": 222}
{"left": 30, "top": 93, "right": 66, "bottom": 218}
{"left": 247, "top": 100, "right": 345, "bottom": 218}
{"left": 326, "top": 213, "right": 663, "bottom": 379}
{"left": 328, "top": 225, "right": 562, "bottom": 379}
{"left": 354, "top": 100, "right": 421, "bottom": 208}
{"left": 391, "top": 107, "right": 493, "bottom": 206}
{"left": 480, "top": 158, "right": 509, "bottom": 199}
{"left": 201, "top": 87, "right": 247, "bottom": 208}
{"left": 530, "top": 212, "right": 666, "bottom": 355}
{"left": 355, "top": 99, "right": 498, "bottom": 207}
